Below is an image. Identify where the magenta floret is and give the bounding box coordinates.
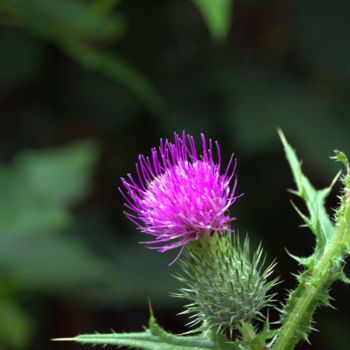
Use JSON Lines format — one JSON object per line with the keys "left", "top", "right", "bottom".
{"left": 119, "top": 132, "right": 240, "bottom": 252}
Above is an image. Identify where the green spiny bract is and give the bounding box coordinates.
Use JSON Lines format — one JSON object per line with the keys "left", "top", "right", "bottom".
{"left": 174, "top": 232, "right": 278, "bottom": 335}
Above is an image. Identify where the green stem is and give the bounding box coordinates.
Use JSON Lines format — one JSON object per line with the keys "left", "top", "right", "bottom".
{"left": 273, "top": 203, "right": 350, "bottom": 350}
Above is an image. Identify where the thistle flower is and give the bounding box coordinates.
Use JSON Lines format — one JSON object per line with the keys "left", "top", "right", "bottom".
{"left": 119, "top": 131, "right": 239, "bottom": 252}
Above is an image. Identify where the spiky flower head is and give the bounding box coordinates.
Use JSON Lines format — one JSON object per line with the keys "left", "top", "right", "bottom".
{"left": 174, "top": 233, "right": 278, "bottom": 335}
{"left": 119, "top": 132, "right": 239, "bottom": 252}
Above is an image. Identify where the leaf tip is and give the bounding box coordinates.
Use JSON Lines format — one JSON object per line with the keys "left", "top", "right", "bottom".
{"left": 277, "top": 128, "right": 287, "bottom": 146}
{"left": 332, "top": 150, "right": 349, "bottom": 166}
{"left": 51, "top": 338, "right": 76, "bottom": 342}
{"left": 148, "top": 299, "right": 154, "bottom": 318}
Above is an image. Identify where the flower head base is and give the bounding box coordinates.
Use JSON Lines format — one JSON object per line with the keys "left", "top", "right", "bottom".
{"left": 174, "top": 233, "right": 278, "bottom": 334}
{"left": 119, "top": 132, "right": 239, "bottom": 252}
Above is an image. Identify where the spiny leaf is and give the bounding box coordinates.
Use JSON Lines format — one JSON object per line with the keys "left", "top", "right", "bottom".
{"left": 273, "top": 132, "right": 350, "bottom": 350}
{"left": 55, "top": 316, "right": 240, "bottom": 350}
{"left": 285, "top": 249, "right": 314, "bottom": 269}
{"left": 278, "top": 129, "right": 335, "bottom": 256}
{"left": 63, "top": 40, "right": 163, "bottom": 113}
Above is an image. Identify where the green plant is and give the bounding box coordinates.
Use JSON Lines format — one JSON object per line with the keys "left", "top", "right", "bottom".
{"left": 55, "top": 131, "right": 350, "bottom": 349}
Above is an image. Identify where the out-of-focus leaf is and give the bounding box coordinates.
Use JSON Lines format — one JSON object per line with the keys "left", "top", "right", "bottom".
{"left": 0, "top": 299, "right": 33, "bottom": 349}
{"left": 63, "top": 41, "right": 163, "bottom": 113}
{"left": 15, "top": 140, "right": 99, "bottom": 207}
{"left": 1, "top": 0, "right": 163, "bottom": 112}
{"left": 0, "top": 140, "right": 99, "bottom": 236}
{"left": 0, "top": 140, "right": 110, "bottom": 292}
{"left": 192, "top": 0, "right": 233, "bottom": 42}
{"left": 79, "top": 0, "right": 124, "bottom": 42}
{"left": 2, "top": 0, "right": 126, "bottom": 44}
{"left": 0, "top": 233, "right": 110, "bottom": 291}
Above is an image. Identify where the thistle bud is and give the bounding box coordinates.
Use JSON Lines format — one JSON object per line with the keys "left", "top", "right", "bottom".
{"left": 175, "top": 233, "right": 278, "bottom": 334}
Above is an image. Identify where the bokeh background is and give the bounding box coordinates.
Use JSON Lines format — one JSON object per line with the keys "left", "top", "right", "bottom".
{"left": 0, "top": 0, "right": 350, "bottom": 349}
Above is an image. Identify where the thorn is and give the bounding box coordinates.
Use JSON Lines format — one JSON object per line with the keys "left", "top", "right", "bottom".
{"left": 51, "top": 338, "right": 76, "bottom": 342}
{"left": 148, "top": 299, "right": 154, "bottom": 318}
{"left": 330, "top": 171, "right": 342, "bottom": 188}
{"left": 287, "top": 189, "right": 299, "bottom": 196}
{"left": 277, "top": 128, "right": 287, "bottom": 145}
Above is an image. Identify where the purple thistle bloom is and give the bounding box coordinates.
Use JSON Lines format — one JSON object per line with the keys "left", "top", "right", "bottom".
{"left": 119, "top": 132, "right": 240, "bottom": 253}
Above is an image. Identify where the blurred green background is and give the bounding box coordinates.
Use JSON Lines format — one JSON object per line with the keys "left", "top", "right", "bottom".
{"left": 0, "top": 0, "right": 349, "bottom": 349}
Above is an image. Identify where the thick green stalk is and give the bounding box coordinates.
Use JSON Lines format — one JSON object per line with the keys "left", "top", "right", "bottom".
{"left": 273, "top": 169, "right": 350, "bottom": 350}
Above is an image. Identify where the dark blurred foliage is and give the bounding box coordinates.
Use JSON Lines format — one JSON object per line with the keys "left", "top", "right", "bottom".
{"left": 0, "top": 0, "right": 349, "bottom": 349}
